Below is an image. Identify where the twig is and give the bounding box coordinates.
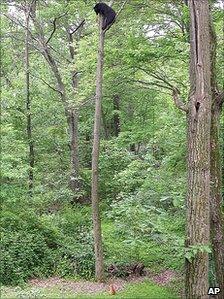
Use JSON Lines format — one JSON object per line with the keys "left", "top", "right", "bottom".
{"left": 116, "top": 0, "right": 129, "bottom": 18}
{"left": 31, "top": 73, "right": 62, "bottom": 94}
{"left": 46, "top": 18, "right": 57, "bottom": 44}
{"left": 2, "top": 13, "right": 38, "bottom": 42}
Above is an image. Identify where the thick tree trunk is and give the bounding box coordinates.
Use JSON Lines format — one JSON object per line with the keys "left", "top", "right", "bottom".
{"left": 91, "top": 16, "right": 105, "bottom": 282}
{"left": 210, "top": 102, "right": 224, "bottom": 298}
{"left": 185, "top": 1, "right": 212, "bottom": 298}
{"left": 25, "top": 4, "right": 34, "bottom": 195}
{"left": 209, "top": 17, "right": 224, "bottom": 298}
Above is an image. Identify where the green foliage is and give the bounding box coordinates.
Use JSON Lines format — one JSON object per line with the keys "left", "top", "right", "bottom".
{"left": 0, "top": 207, "right": 94, "bottom": 285}
{"left": 0, "top": 210, "right": 58, "bottom": 285}
{"left": 185, "top": 245, "right": 212, "bottom": 262}
{"left": 103, "top": 221, "right": 183, "bottom": 272}
{"left": 1, "top": 0, "right": 223, "bottom": 295}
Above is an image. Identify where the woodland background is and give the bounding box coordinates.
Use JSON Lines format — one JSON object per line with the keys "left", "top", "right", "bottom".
{"left": 1, "top": 0, "right": 223, "bottom": 298}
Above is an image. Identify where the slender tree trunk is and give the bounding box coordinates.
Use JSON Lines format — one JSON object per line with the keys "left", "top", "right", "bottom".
{"left": 69, "top": 109, "right": 81, "bottom": 194}
{"left": 113, "top": 94, "right": 121, "bottom": 137}
{"left": 67, "top": 28, "right": 83, "bottom": 200}
{"left": 91, "top": 15, "right": 105, "bottom": 282}
{"left": 185, "top": 1, "right": 212, "bottom": 298}
{"left": 209, "top": 15, "right": 224, "bottom": 298}
{"left": 25, "top": 4, "right": 34, "bottom": 195}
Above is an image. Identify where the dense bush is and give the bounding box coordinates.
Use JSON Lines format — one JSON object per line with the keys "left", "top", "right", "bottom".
{"left": 0, "top": 207, "right": 94, "bottom": 285}
{"left": 1, "top": 230, "right": 55, "bottom": 285}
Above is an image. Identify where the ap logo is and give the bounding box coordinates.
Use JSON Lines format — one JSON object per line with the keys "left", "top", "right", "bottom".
{"left": 208, "top": 287, "right": 221, "bottom": 295}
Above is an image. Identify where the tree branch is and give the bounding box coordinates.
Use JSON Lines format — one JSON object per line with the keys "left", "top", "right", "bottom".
{"left": 31, "top": 73, "right": 62, "bottom": 94}
{"left": 172, "top": 88, "right": 188, "bottom": 112}
{"left": 70, "top": 20, "right": 85, "bottom": 35}
{"left": 142, "top": 70, "right": 188, "bottom": 112}
{"left": 218, "top": 90, "right": 224, "bottom": 106}
{"left": 129, "top": 79, "right": 173, "bottom": 91}
{"left": 104, "top": 0, "right": 129, "bottom": 33}
{"left": 2, "top": 13, "right": 38, "bottom": 42}
{"left": 46, "top": 18, "right": 57, "bottom": 44}
{"left": 128, "top": 77, "right": 188, "bottom": 112}
{"left": 46, "top": 13, "right": 68, "bottom": 44}
{"left": 116, "top": 0, "right": 129, "bottom": 18}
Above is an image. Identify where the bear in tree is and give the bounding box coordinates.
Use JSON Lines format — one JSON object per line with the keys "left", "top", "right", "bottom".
{"left": 94, "top": 2, "right": 116, "bottom": 30}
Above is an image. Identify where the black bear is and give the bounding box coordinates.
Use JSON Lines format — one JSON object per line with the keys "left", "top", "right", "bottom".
{"left": 94, "top": 2, "right": 116, "bottom": 30}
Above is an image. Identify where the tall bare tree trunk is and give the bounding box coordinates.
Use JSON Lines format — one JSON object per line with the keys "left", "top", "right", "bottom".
{"left": 185, "top": 1, "right": 212, "bottom": 298}
{"left": 69, "top": 109, "right": 81, "bottom": 194}
{"left": 209, "top": 17, "right": 224, "bottom": 297}
{"left": 91, "top": 15, "right": 105, "bottom": 282}
{"left": 67, "top": 27, "right": 83, "bottom": 200}
{"left": 25, "top": 3, "right": 34, "bottom": 195}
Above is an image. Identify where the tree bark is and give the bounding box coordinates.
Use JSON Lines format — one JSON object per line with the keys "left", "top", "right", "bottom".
{"left": 210, "top": 100, "right": 224, "bottom": 298}
{"left": 209, "top": 16, "right": 224, "bottom": 298}
{"left": 25, "top": 2, "right": 34, "bottom": 195}
{"left": 185, "top": 1, "right": 212, "bottom": 298}
{"left": 69, "top": 108, "right": 81, "bottom": 194}
{"left": 66, "top": 25, "right": 84, "bottom": 201}
{"left": 91, "top": 15, "right": 105, "bottom": 282}
{"left": 113, "top": 94, "right": 121, "bottom": 137}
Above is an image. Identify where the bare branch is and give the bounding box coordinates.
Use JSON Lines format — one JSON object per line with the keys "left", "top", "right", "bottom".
{"left": 49, "top": 45, "right": 72, "bottom": 63}
{"left": 31, "top": 73, "right": 62, "bottom": 94}
{"left": 130, "top": 79, "right": 173, "bottom": 91}
{"left": 2, "top": 13, "right": 38, "bottom": 42}
{"left": 70, "top": 20, "right": 85, "bottom": 35}
{"left": 116, "top": 0, "right": 129, "bottom": 18}
{"left": 46, "top": 18, "right": 57, "bottom": 44}
{"left": 75, "top": 95, "right": 95, "bottom": 110}
{"left": 46, "top": 13, "right": 68, "bottom": 44}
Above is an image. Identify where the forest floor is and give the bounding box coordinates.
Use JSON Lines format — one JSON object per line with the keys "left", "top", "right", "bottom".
{"left": 1, "top": 270, "right": 181, "bottom": 298}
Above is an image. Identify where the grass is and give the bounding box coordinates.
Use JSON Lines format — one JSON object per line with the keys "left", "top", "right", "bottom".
{"left": 78, "top": 281, "right": 179, "bottom": 298}
{"left": 1, "top": 280, "right": 179, "bottom": 299}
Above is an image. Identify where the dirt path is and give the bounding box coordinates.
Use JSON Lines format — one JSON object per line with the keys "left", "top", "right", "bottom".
{"left": 29, "top": 276, "right": 147, "bottom": 295}
{"left": 29, "top": 270, "right": 177, "bottom": 295}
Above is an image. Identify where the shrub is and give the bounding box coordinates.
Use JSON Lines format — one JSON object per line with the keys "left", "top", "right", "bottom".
{"left": 0, "top": 230, "right": 55, "bottom": 285}
{"left": 0, "top": 207, "right": 95, "bottom": 285}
